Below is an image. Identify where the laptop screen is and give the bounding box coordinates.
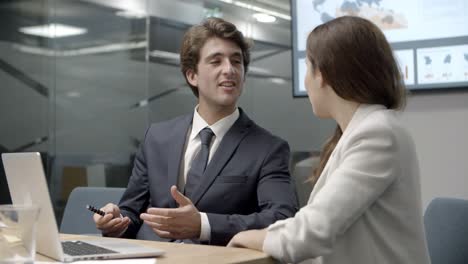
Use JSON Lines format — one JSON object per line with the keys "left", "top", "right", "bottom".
{"left": 2, "top": 152, "right": 66, "bottom": 260}
{"left": 2, "top": 152, "right": 165, "bottom": 262}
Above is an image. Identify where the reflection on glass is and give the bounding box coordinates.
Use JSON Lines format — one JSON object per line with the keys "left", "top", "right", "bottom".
{"left": 0, "top": 0, "right": 298, "bottom": 223}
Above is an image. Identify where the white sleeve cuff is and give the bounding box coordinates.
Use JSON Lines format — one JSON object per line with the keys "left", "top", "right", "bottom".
{"left": 199, "top": 212, "right": 211, "bottom": 242}
{"left": 262, "top": 227, "right": 283, "bottom": 259}
{"left": 262, "top": 221, "right": 286, "bottom": 260}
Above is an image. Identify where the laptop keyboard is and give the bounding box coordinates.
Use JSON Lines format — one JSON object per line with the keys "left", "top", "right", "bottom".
{"left": 62, "top": 241, "right": 118, "bottom": 256}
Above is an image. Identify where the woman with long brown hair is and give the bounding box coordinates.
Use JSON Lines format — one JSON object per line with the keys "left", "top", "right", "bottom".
{"left": 228, "top": 16, "right": 430, "bottom": 264}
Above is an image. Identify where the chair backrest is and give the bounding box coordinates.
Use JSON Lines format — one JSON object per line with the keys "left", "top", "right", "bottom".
{"left": 292, "top": 156, "right": 319, "bottom": 207}
{"left": 60, "top": 187, "right": 125, "bottom": 234}
{"left": 424, "top": 197, "right": 468, "bottom": 264}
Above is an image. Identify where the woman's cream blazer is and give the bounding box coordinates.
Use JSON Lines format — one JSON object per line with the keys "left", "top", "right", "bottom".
{"left": 263, "top": 104, "right": 430, "bottom": 264}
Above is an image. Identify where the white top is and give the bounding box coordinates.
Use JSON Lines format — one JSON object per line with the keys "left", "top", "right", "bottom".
{"left": 179, "top": 106, "right": 240, "bottom": 242}
{"left": 263, "top": 104, "right": 431, "bottom": 264}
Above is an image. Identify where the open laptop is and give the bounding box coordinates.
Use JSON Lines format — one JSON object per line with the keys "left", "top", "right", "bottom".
{"left": 2, "top": 152, "right": 165, "bottom": 262}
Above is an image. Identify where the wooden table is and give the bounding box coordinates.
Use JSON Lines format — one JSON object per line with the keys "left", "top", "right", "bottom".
{"left": 35, "top": 234, "right": 276, "bottom": 264}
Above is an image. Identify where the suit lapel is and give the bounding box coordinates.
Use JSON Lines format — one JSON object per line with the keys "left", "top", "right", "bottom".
{"left": 191, "top": 109, "right": 253, "bottom": 205}
{"left": 167, "top": 114, "right": 192, "bottom": 208}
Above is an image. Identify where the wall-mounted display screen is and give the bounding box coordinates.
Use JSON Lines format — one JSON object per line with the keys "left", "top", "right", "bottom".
{"left": 292, "top": 0, "right": 468, "bottom": 97}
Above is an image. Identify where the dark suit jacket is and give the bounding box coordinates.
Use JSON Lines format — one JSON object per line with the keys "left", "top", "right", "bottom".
{"left": 119, "top": 109, "right": 298, "bottom": 245}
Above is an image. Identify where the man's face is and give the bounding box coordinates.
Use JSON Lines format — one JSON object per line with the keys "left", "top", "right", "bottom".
{"left": 186, "top": 37, "right": 245, "bottom": 111}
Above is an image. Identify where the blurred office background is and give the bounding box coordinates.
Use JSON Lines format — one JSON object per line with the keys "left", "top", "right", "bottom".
{"left": 1, "top": 0, "right": 467, "bottom": 223}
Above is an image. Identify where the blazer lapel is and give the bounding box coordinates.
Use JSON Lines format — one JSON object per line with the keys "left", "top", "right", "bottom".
{"left": 190, "top": 109, "right": 252, "bottom": 205}
{"left": 167, "top": 114, "right": 192, "bottom": 208}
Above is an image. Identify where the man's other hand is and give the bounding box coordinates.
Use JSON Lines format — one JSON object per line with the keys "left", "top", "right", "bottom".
{"left": 140, "top": 185, "right": 201, "bottom": 240}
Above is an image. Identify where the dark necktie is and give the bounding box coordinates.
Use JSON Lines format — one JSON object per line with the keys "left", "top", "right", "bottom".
{"left": 185, "top": 127, "right": 215, "bottom": 199}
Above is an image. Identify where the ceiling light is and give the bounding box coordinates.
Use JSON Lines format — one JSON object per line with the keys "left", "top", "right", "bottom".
{"left": 66, "top": 91, "right": 81, "bottom": 98}
{"left": 249, "top": 66, "right": 271, "bottom": 74}
{"left": 269, "top": 77, "right": 286, "bottom": 84}
{"left": 149, "top": 50, "right": 180, "bottom": 61}
{"left": 115, "top": 10, "right": 147, "bottom": 19}
{"left": 253, "top": 13, "right": 276, "bottom": 23}
{"left": 13, "top": 41, "right": 146, "bottom": 57}
{"left": 218, "top": 0, "right": 290, "bottom": 20}
{"left": 19, "top": 23, "right": 87, "bottom": 38}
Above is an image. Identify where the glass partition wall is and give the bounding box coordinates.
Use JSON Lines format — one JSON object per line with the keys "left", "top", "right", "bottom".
{"left": 1, "top": 0, "right": 321, "bottom": 222}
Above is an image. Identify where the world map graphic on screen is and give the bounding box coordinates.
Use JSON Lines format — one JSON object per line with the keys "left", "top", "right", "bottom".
{"left": 292, "top": 0, "right": 468, "bottom": 97}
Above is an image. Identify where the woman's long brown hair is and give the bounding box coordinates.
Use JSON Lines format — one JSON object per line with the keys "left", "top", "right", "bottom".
{"left": 308, "top": 16, "right": 406, "bottom": 183}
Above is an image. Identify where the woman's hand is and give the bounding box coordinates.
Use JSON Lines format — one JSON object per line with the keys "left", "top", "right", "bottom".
{"left": 227, "top": 228, "right": 267, "bottom": 251}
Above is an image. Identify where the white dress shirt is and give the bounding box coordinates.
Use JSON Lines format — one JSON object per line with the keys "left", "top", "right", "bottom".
{"left": 178, "top": 106, "right": 240, "bottom": 242}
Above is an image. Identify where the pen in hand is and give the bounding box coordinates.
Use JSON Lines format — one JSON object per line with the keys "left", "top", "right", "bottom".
{"left": 86, "top": 204, "right": 106, "bottom": 216}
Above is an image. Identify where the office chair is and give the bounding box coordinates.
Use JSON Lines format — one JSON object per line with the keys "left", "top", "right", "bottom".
{"left": 60, "top": 187, "right": 125, "bottom": 235}
{"left": 292, "top": 155, "right": 319, "bottom": 207}
{"left": 424, "top": 197, "right": 468, "bottom": 264}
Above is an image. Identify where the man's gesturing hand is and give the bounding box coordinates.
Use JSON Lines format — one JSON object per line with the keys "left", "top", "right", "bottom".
{"left": 140, "top": 185, "right": 202, "bottom": 240}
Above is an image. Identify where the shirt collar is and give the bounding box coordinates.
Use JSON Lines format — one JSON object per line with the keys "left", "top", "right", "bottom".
{"left": 190, "top": 106, "right": 240, "bottom": 141}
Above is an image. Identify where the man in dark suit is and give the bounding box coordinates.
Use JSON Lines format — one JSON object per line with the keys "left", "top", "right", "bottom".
{"left": 93, "top": 17, "right": 298, "bottom": 246}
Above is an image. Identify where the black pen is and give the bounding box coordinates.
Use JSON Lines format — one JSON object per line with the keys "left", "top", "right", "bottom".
{"left": 86, "top": 204, "right": 106, "bottom": 216}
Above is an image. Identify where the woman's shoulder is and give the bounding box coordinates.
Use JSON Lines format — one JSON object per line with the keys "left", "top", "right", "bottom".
{"left": 342, "top": 106, "right": 410, "bottom": 145}
{"left": 348, "top": 107, "right": 414, "bottom": 151}
{"left": 358, "top": 107, "right": 405, "bottom": 134}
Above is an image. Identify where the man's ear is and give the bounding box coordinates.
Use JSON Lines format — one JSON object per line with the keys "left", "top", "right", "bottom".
{"left": 186, "top": 69, "right": 198, "bottom": 87}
